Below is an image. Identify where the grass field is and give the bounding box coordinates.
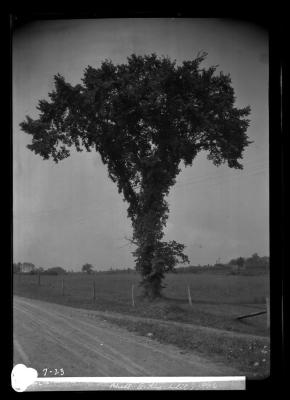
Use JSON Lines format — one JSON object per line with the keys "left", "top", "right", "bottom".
{"left": 13, "top": 270, "right": 270, "bottom": 378}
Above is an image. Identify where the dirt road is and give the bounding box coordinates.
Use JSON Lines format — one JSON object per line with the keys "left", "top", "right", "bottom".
{"left": 13, "top": 296, "right": 239, "bottom": 377}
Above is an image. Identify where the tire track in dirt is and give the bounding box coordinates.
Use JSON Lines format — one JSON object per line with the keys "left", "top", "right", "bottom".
{"left": 14, "top": 303, "right": 107, "bottom": 376}
{"left": 14, "top": 304, "right": 111, "bottom": 376}
{"left": 14, "top": 336, "right": 30, "bottom": 364}
{"left": 14, "top": 301, "right": 148, "bottom": 376}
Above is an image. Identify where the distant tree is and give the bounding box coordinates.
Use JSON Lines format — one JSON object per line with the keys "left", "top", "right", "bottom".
{"left": 245, "top": 253, "right": 269, "bottom": 268}
{"left": 236, "top": 257, "right": 245, "bottom": 274}
{"left": 45, "top": 266, "right": 66, "bottom": 275}
{"left": 20, "top": 52, "right": 251, "bottom": 298}
{"left": 250, "top": 253, "right": 260, "bottom": 263}
{"left": 82, "top": 263, "right": 94, "bottom": 274}
{"left": 236, "top": 257, "right": 245, "bottom": 268}
{"left": 228, "top": 256, "right": 245, "bottom": 274}
{"left": 260, "top": 256, "right": 270, "bottom": 267}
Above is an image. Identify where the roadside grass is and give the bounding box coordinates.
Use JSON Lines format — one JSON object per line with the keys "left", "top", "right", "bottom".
{"left": 102, "top": 314, "right": 270, "bottom": 379}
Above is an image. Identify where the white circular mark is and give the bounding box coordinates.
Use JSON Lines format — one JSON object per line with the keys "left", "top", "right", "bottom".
{"left": 11, "top": 364, "right": 38, "bottom": 392}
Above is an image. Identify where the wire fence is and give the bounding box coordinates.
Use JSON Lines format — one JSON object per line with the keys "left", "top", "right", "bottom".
{"left": 13, "top": 271, "right": 270, "bottom": 309}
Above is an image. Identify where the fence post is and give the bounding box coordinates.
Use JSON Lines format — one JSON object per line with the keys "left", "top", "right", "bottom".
{"left": 93, "top": 280, "right": 96, "bottom": 302}
{"left": 61, "top": 278, "right": 64, "bottom": 296}
{"left": 38, "top": 273, "right": 41, "bottom": 286}
{"left": 131, "top": 284, "right": 135, "bottom": 307}
{"left": 266, "top": 296, "right": 270, "bottom": 329}
{"left": 187, "top": 285, "right": 192, "bottom": 307}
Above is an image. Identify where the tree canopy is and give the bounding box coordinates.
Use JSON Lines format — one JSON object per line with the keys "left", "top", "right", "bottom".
{"left": 20, "top": 52, "right": 251, "bottom": 297}
{"left": 82, "top": 263, "right": 94, "bottom": 274}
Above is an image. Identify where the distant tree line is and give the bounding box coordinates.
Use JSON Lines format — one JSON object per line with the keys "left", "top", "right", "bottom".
{"left": 13, "top": 263, "right": 67, "bottom": 275}
{"left": 40, "top": 266, "right": 67, "bottom": 275}
{"left": 95, "top": 267, "right": 136, "bottom": 274}
{"left": 13, "top": 253, "right": 269, "bottom": 276}
{"left": 175, "top": 265, "right": 213, "bottom": 273}
{"left": 228, "top": 253, "right": 269, "bottom": 269}
{"left": 175, "top": 253, "right": 269, "bottom": 274}
{"left": 81, "top": 264, "right": 136, "bottom": 274}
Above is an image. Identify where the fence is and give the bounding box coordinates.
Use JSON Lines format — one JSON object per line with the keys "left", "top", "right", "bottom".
{"left": 13, "top": 272, "right": 270, "bottom": 329}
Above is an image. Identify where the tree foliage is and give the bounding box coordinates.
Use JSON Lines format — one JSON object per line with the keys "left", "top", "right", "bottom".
{"left": 82, "top": 263, "right": 94, "bottom": 274}
{"left": 20, "top": 52, "right": 251, "bottom": 297}
{"left": 229, "top": 256, "right": 245, "bottom": 267}
{"left": 44, "top": 266, "right": 67, "bottom": 275}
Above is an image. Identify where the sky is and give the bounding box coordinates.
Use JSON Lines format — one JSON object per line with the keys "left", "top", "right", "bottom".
{"left": 13, "top": 18, "right": 269, "bottom": 271}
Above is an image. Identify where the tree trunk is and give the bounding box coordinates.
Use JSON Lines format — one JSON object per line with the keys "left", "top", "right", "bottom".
{"left": 133, "top": 229, "right": 166, "bottom": 299}
{"left": 133, "top": 213, "right": 165, "bottom": 299}
{"left": 132, "top": 172, "right": 170, "bottom": 299}
{"left": 141, "top": 277, "right": 163, "bottom": 299}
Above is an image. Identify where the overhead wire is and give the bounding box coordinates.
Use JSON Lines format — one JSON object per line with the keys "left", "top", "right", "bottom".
{"left": 14, "top": 160, "right": 268, "bottom": 220}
